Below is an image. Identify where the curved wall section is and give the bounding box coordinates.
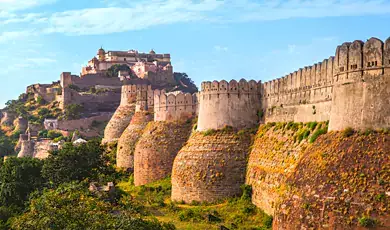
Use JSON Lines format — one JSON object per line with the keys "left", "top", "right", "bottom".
{"left": 197, "top": 79, "right": 262, "bottom": 131}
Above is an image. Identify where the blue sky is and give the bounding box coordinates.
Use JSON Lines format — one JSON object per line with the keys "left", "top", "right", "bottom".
{"left": 0, "top": 0, "right": 390, "bottom": 108}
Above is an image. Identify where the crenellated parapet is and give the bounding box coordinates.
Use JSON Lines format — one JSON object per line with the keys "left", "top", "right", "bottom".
{"left": 154, "top": 91, "right": 198, "bottom": 122}
{"left": 197, "top": 79, "right": 262, "bottom": 131}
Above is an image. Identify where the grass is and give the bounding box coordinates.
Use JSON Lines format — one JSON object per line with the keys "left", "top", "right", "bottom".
{"left": 117, "top": 177, "right": 273, "bottom": 230}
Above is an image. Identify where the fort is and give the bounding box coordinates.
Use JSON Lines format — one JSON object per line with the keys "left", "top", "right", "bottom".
{"left": 7, "top": 36, "right": 390, "bottom": 228}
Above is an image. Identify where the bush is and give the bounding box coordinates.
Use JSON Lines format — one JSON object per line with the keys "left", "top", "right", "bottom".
{"left": 203, "top": 129, "right": 216, "bottom": 136}
{"left": 309, "top": 128, "right": 327, "bottom": 143}
{"left": 240, "top": 184, "right": 252, "bottom": 201}
{"left": 38, "top": 130, "right": 48, "bottom": 138}
{"left": 308, "top": 122, "right": 318, "bottom": 131}
{"left": 342, "top": 127, "right": 354, "bottom": 138}
{"left": 358, "top": 216, "right": 377, "bottom": 227}
{"left": 0, "top": 157, "right": 44, "bottom": 207}
{"left": 47, "top": 130, "right": 63, "bottom": 140}
{"left": 64, "top": 104, "right": 83, "bottom": 120}
{"left": 42, "top": 139, "right": 105, "bottom": 187}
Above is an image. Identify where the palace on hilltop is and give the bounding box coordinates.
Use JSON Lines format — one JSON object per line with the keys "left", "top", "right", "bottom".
{"left": 81, "top": 48, "right": 175, "bottom": 85}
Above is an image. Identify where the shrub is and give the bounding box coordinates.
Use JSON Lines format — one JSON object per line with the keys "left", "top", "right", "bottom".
{"left": 47, "top": 130, "right": 63, "bottom": 140}
{"left": 38, "top": 130, "right": 48, "bottom": 138}
{"left": 64, "top": 104, "right": 83, "bottom": 120}
{"left": 342, "top": 127, "right": 354, "bottom": 138}
{"left": 309, "top": 128, "right": 327, "bottom": 143}
{"left": 308, "top": 122, "right": 318, "bottom": 131}
{"left": 36, "top": 96, "right": 45, "bottom": 105}
{"left": 0, "top": 157, "right": 44, "bottom": 207}
{"left": 240, "top": 184, "right": 252, "bottom": 201}
{"left": 358, "top": 216, "right": 377, "bottom": 227}
{"left": 262, "top": 215, "right": 273, "bottom": 229}
{"left": 203, "top": 129, "right": 216, "bottom": 136}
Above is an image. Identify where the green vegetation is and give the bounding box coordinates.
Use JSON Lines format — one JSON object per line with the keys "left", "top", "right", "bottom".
{"left": 309, "top": 128, "right": 327, "bottom": 143}
{"left": 358, "top": 216, "right": 377, "bottom": 228}
{"left": 0, "top": 157, "right": 44, "bottom": 207}
{"left": 0, "top": 130, "right": 15, "bottom": 157}
{"left": 64, "top": 103, "right": 83, "bottom": 120}
{"left": 118, "top": 178, "right": 273, "bottom": 229}
{"left": 342, "top": 127, "right": 354, "bottom": 137}
{"left": 106, "top": 64, "right": 137, "bottom": 79}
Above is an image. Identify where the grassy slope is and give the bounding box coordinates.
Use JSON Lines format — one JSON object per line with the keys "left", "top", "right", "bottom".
{"left": 118, "top": 177, "right": 273, "bottom": 230}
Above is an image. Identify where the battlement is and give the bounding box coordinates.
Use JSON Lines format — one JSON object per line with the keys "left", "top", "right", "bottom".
{"left": 121, "top": 84, "right": 152, "bottom": 106}
{"left": 154, "top": 91, "right": 198, "bottom": 122}
{"left": 200, "top": 79, "right": 262, "bottom": 94}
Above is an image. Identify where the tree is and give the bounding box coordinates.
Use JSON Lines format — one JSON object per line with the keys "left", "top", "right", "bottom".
{"left": 0, "top": 131, "right": 15, "bottom": 157}
{"left": 42, "top": 139, "right": 104, "bottom": 187}
{"left": 0, "top": 157, "right": 44, "bottom": 207}
{"left": 64, "top": 104, "right": 83, "bottom": 120}
{"left": 105, "top": 64, "right": 137, "bottom": 79}
{"left": 10, "top": 183, "right": 170, "bottom": 230}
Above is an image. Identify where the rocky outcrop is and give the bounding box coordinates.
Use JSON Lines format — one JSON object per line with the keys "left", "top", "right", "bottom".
{"left": 102, "top": 104, "right": 135, "bottom": 144}
{"left": 116, "top": 111, "right": 152, "bottom": 171}
{"left": 0, "top": 112, "right": 16, "bottom": 126}
{"left": 133, "top": 120, "right": 193, "bottom": 186}
{"left": 13, "top": 117, "right": 28, "bottom": 133}
{"left": 171, "top": 129, "right": 253, "bottom": 203}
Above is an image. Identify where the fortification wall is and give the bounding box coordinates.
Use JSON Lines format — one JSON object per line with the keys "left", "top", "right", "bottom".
{"left": 329, "top": 37, "right": 390, "bottom": 130}
{"left": 261, "top": 37, "right": 390, "bottom": 130}
{"left": 60, "top": 72, "right": 122, "bottom": 89}
{"left": 102, "top": 84, "right": 150, "bottom": 144}
{"left": 116, "top": 111, "right": 152, "bottom": 171}
{"left": 197, "top": 79, "right": 262, "bottom": 131}
{"left": 171, "top": 130, "right": 253, "bottom": 203}
{"left": 55, "top": 113, "right": 113, "bottom": 131}
{"left": 154, "top": 91, "right": 198, "bottom": 122}
{"left": 60, "top": 88, "right": 120, "bottom": 112}
{"left": 133, "top": 120, "right": 193, "bottom": 186}
{"left": 17, "top": 135, "right": 34, "bottom": 158}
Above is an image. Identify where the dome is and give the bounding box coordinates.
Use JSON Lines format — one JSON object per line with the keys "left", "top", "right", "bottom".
{"left": 97, "top": 47, "right": 105, "bottom": 55}
{"left": 149, "top": 49, "right": 156, "bottom": 54}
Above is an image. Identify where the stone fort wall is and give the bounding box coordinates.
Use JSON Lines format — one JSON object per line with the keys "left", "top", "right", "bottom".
{"left": 197, "top": 79, "right": 262, "bottom": 131}
{"left": 154, "top": 90, "right": 198, "bottom": 122}
{"left": 261, "top": 37, "right": 390, "bottom": 130}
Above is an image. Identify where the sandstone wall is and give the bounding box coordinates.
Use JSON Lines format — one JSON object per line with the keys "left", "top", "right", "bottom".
{"left": 171, "top": 130, "right": 252, "bottom": 203}
{"left": 60, "top": 88, "right": 120, "bottom": 112}
{"left": 197, "top": 79, "right": 262, "bottom": 131}
{"left": 154, "top": 91, "right": 198, "bottom": 122}
{"left": 261, "top": 37, "right": 390, "bottom": 131}
{"left": 60, "top": 72, "right": 122, "bottom": 89}
{"left": 273, "top": 131, "right": 390, "bottom": 229}
{"left": 17, "top": 134, "right": 34, "bottom": 158}
{"left": 116, "top": 111, "right": 152, "bottom": 171}
{"left": 133, "top": 120, "right": 193, "bottom": 186}
{"left": 56, "top": 113, "right": 113, "bottom": 131}
{"left": 102, "top": 84, "right": 150, "bottom": 144}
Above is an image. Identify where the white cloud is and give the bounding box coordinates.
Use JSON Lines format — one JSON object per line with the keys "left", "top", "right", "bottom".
{"left": 0, "top": 31, "right": 32, "bottom": 43}
{"left": 214, "top": 45, "right": 228, "bottom": 52}
{"left": 0, "top": 0, "right": 56, "bottom": 11}
{"left": 2, "top": 0, "right": 390, "bottom": 36}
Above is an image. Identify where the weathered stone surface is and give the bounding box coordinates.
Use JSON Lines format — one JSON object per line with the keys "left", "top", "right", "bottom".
{"left": 102, "top": 104, "right": 135, "bottom": 144}
{"left": 134, "top": 120, "right": 193, "bottom": 186}
{"left": 171, "top": 130, "right": 252, "bottom": 203}
{"left": 0, "top": 112, "right": 16, "bottom": 126}
{"left": 116, "top": 111, "right": 152, "bottom": 171}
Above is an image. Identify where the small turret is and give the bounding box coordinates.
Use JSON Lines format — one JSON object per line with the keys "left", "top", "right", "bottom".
{"left": 97, "top": 47, "right": 105, "bottom": 61}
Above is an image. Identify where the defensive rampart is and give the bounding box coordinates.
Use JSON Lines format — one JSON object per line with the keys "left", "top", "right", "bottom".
{"left": 102, "top": 84, "right": 150, "bottom": 144}
{"left": 197, "top": 79, "right": 262, "bottom": 131}
{"left": 154, "top": 91, "right": 198, "bottom": 122}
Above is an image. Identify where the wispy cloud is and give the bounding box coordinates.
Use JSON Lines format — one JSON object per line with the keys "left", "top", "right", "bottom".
{"left": 0, "top": 31, "right": 35, "bottom": 44}
{"left": 214, "top": 45, "right": 228, "bottom": 52}
{"left": 0, "top": 0, "right": 56, "bottom": 11}
{"left": 2, "top": 0, "right": 390, "bottom": 36}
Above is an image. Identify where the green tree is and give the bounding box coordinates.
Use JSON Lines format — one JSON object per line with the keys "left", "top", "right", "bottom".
{"left": 105, "top": 64, "right": 136, "bottom": 79}
{"left": 64, "top": 104, "right": 83, "bottom": 120}
{"left": 10, "top": 183, "right": 170, "bottom": 230}
{"left": 42, "top": 139, "right": 104, "bottom": 187}
{"left": 0, "top": 131, "right": 15, "bottom": 157}
{"left": 0, "top": 157, "right": 44, "bottom": 207}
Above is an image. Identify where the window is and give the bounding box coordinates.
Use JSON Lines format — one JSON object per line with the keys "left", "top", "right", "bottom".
{"left": 124, "top": 58, "right": 126, "bottom": 61}
{"left": 339, "top": 67, "right": 345, "bottom": 72}
{"left": 367, "top": 62, "right": 371, "bottom": 67}
{"left": 375, "top": 61, "right": 378, "bottom": 66}
{"left": 351, "top": 64, "right": 358, "bottom": 70}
